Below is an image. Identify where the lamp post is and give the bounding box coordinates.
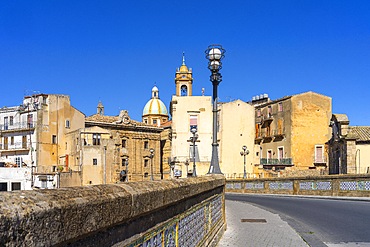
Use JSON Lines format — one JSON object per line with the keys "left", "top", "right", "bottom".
{"left": 149, "top": 148, "right": 155, "bottom": 180}
{"left": 190, "top": 128, "right": 198, "bottom": 177}
{"left": 240, "top": 145, "right": 250, "bottom": 179}
{"left": 205, "top": 44, "right": 225, "bottom": 174}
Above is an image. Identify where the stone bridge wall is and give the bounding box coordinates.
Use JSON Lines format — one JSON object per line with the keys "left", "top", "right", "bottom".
{"left": 0, "top": 175, "right": 225, "bottom": 247}
{"left": 226, "top": 174, "right": 370, "bottom": 197}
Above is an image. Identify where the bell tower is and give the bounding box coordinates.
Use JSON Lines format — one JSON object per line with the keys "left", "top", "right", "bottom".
{"left": 175, "top": 53, "right": 193, "bottom": 96}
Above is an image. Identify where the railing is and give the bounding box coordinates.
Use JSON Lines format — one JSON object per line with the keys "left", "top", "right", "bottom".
{"left": 273, "top": 128, "right": 285, "bottom": 136}
{"left": 0, "top": 142, "right": 31, "bottom": 151}
{"left": 260, "top": 158, "right": 293, "bottom": 165}
{"left": 0, "top": 121, "right": 36, "bottom": 131}
{"left": 226, "top": 174, "right": 370, "bottom": 198}
{"left": 0, "top": 175, "right": 226, "bottom": 246}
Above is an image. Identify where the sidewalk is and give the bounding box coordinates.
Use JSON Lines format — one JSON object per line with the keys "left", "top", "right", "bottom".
{"left": 218, "top": 200, "right": 308, "bottom": 247}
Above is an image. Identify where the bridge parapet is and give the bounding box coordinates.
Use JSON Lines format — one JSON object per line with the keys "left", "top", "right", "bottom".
{"left": 0, "top": 175, "right": 225, "bottom": 247}
{"left": 226, "top": 174, "right": 370, "bottom": 197}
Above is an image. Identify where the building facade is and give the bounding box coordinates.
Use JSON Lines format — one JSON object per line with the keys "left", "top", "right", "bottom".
{"left": 328, "top": 114, "right": 370, "bottom": 174}
{"left": 0, "top": 94, "right": 85, "bottom": 190}
{"left": 68, "top": 108, "right": 163, "bottom": 185}
{"left": 253, "top": 91, "right": 332, "bottom": 176}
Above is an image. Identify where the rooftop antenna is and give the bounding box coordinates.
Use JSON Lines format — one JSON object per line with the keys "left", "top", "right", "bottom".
{"left": 182, "top": 52, "right": 185, "bottom": 65}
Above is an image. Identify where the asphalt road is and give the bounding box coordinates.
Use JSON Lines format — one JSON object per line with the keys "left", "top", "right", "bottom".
{"left": 226, "top": 193, "right": 370, "bottom": 246}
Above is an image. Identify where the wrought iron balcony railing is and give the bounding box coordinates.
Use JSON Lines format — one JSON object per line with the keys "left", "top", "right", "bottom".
{"left": 0, "top": 121, "right": 36, "bottom": 131}
{"left": 260, "top": 158, "right": 293, "bottom": 165}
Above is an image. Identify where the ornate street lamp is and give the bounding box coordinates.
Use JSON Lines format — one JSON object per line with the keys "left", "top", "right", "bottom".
{"left": 205, "top": 44, "right": 225, "bottom": 174}
{"left": 190, "top": 128, "right": 199, "bottom": 177}
{"left": 149, "top": 148, "right": 155, "bottom": 180}
{"left": 240, "top": 145, "right": 250, "bottom": 179}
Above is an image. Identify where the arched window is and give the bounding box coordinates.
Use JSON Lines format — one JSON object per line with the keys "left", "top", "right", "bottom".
{"left": 181, "top": 85, "right": 188, "bottom": 96}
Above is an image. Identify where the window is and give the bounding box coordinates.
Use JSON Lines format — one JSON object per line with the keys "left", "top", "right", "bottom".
{"left": 11, "top": 182, "right": 21, "bottom": 191}
{"left": 4, "top": 137, "right": 8, "bottom": 150}
{"left": 10, "top": 137, "right": 14, "bottom": 145}
{"left": 268, "top": 106, "right": 272, "bottom": 116}
{"left": 52, "top": 135, "right": 57, "bottom": 144}
{"left": 144, "top": 159, "right": 149, "bottom": 167}
{"left": 267, "top": 150, "right": 272, "bottom": 160}
{"left": 144, "top": 172, "right": 149, "bottom": 177}
{"left": 4, "top": 117, "right": 8, "bottom": 130}
{"left": 0, "top": 182, "right": 7, "bottom": 191}
{"left": 181, "top": 85, "right": 188, "bottom": 96}
{"left": 122, "top": 139, "right": 127, "bottom": 148}
{"left": 93, "top": 134, "right": 101, "bottom": 145}
{"left": 144, "top": 141, "right": 149, "bottom": 149}
{"left": 144, "top": 119, "right": 148, "bottom": 124}
{"left": 257, "top": 109, "right": 261, "bottom": 117}
{"left": 278, "top": 102, "right": 283, "bottom": 112}
{"left": 93, "top": 158, "right": 98, "bottom": 165}
{"left": 153, "top": 119, "right": 157, "bottom": 125}
{"left": 22, "top": 136, "right": 27, "bottom": 148}
{"left": 278, "top": 147, "right": 284, "bottom": 160}
{"left": 27, "top": 114, "right": 33, "bottom": 128}
{"left": 315, "top": 145, "right": 324, "bottom": 163}
{"left": 65, "top": 120, "right": 70, "bottom": 128}
{"left": 9, "top": 116, "right": 13, "bottom": 126}
{"left": 15, "top": 157, "right": 22, "bottom": 167}
{"left": 190, "top": 115, "right": 198, "bottom": 131}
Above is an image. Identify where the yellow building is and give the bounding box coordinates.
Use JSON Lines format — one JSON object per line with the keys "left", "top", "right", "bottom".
{"left": 67, "top": 106, "right": 163, "bottom": 185}
{"left": 219, "top": 100, "right": 255, "bottom": 179}
{"left": 253, "top": 91, "right": 332, "bottom": 177}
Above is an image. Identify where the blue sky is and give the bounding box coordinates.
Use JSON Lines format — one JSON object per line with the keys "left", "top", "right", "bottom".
{"left": 1, "top": 1, "right": 370, "bottom": 126}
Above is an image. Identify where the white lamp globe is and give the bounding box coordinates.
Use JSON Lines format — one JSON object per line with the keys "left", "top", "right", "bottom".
{"left": 209, "top": 48, "right": 222, "bottom": 60}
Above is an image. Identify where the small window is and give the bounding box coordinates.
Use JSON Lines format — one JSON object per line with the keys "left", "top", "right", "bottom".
{"left": 15, "top": 157, "right": 22, "bottom": 167}
{"left": 52, "top": 135, "right": 57, "bottom": 144}
{"left": 9, "top": 116, "right": 13, "bottom": 126}
{"left": 11, "top": 182, "right": 21, "bottom": 191}
{"left": 144, "top": 159, "right": 149, "bottom": 167}
{"left": 153, "top": 119, "right": 157, "bottom": 125}
{"left": 65, "top": 120, "right": 70, "bottom": 128}
{"left": 278, "top": 102, "right": 283, "bottom": 112}
{"left": 144, "top": 172, "right": 149, "bottom": 178}
{"left": 93, "top": 158, "right": 98, "bottom": 165}
{"left": 0, "top": 182, "right": 8, "bottom": 191}
{"left": 93, "top": 134, "right": 101, "bottom": 145}
{"left": 268, "top": 106, "right": 272, "bottom": 116}
{"left": 190, "top": 115, "right": 198, "bottom": 131}
{"left": 10, "top": 137, "right": 14, "bottom": 145}
{"left": 257, "top": 109, "right": 261, "bottom": 117}
{"left": 122, "top": 139, "right": 127, "bottom": 148}
{"left": 144, "top": 141, "right": 149, "bottom": 149}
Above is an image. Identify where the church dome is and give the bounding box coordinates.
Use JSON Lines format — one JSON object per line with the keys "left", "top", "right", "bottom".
{"left": 142, "top": 86, "right": 168, "bottom": 116}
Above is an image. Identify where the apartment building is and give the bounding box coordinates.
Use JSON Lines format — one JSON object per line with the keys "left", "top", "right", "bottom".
{"left": 253, "top": 91, "right": 332, "bottom": 176}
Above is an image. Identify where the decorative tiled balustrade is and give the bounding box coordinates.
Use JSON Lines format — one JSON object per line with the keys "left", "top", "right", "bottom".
{"left": 125, "top": 194, "right": 223, "bottom": 247}
{"left": 226, "top": 174, "right": 370, "bottom": 197}
{"left": 0, "top": 175, "right": 225, "bottom": 247}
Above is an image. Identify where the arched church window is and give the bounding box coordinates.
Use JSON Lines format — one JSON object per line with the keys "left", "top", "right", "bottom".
{"left": 181, "top": 85, "right": 188, "bottom": 96}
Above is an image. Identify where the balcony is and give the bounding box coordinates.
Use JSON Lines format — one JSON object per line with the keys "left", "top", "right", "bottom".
{"left": 0, "top": 121, "right": 36, "bottom": 133}
{"left": 273, "top": 128, "right": 285, "bottom": 139}
{"left": 0, "top": 142, "right": 31, "bottom": 153}
{"left": 313, "top": 157, "right": 327, "bottom": 167}
{"left": 261, "top": 113, "right": 273, "bottom": 127}
{"left": 260, "top": 158, "right": 293, "bottom": 168}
